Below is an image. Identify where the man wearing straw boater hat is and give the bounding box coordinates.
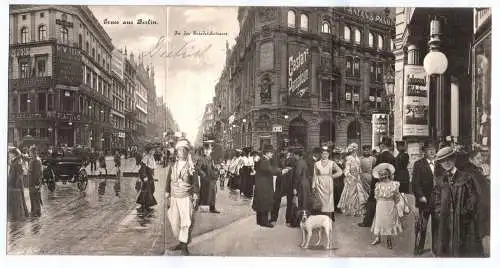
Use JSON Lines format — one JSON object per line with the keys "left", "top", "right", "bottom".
{"left": 431, "top": 146, "right": 482, "bottom": 257}
{"left": 165, "top": 138, "right": 199, "bottom": 255}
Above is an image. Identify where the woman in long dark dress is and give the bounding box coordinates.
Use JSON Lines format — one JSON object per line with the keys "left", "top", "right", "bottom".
{"left": 135, "top": 152, "right": 157, "bottom": 211}
{"left": 8, "top": 148, "right": 29, "bottom": 221}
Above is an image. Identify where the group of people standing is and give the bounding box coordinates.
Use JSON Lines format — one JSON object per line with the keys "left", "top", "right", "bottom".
{"left": 7, "top": 146, "right": 43, "bottom": 221}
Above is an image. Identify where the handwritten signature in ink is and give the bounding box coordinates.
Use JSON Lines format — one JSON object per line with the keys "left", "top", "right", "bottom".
{"left": 146, "top": 35, "right": 213, "bottom": 59}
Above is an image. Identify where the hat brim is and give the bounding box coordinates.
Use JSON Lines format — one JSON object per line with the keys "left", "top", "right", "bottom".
{"left": 435, "top": 151, "right": 456, "bottom": 162}
{"left": 372, "top": 163, "right": 395, "bottom": 179}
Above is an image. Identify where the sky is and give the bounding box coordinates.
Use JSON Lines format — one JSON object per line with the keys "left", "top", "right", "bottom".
{"left": 89, "top": 6, "right": 239, "bottom": 142}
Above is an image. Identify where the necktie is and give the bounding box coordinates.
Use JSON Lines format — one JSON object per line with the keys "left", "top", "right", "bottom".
{"left": 446, "top": 171, "right": 454, "bottom": 184}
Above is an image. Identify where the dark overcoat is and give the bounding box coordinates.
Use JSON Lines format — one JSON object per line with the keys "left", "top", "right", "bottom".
{"left": 252, "top": 156, "right": 281, "bottom": 212}
{"left": 197, "top": 155, "right": 218, "bottom": 206}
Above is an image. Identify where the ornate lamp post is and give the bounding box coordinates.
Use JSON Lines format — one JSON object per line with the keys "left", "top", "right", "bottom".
{"left": 384, "top": 68, "right": 395, "bottom": 139}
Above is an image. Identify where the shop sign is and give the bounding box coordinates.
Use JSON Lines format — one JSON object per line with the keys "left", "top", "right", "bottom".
{"left": 372, "top": 113, "right": 388, "bottom": 148}
{"left": 402, "top": 65, "right": 429, "bottom": 137}
{"left": 10, "top": 47, "right": 31, "bottom": 57}
{"left": 272, "top": 124, "right": 283, "bottom": 133}
{"left": 344, "top": 7, "right": 394, "bottom": 26}
{"left": 9, "top": 113, "right": 45, "bottom": 120}
{"left": 47, "top": 112, "right": 82, "bottom": 121}
{"left": 54, "top": 44, "right": 83, "bottom": 86}
{"left": 288, "top": 44, "right": 311, "bottom": 98}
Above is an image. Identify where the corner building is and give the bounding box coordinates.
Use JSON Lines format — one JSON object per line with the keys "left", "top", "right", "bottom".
{"left": 9, "top": 5, "right": 114, "bottom": 151}
{"left": 214, "top": 7, "right": 395, "bottom": 151}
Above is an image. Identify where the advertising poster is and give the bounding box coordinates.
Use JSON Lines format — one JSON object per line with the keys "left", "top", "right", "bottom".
{"left": 403, "top": 65, "right": 429, "bottom": 136}
{"left": 287, "top": 43, "right": 311, "bottom": 98}
{"left": 372, "top": 113, "right": 388, "bottom": 148}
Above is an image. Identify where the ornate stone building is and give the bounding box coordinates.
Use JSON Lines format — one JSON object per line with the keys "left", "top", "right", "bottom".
{"left": 9, "top": 5, "right": 114, "bottom": 151}
{"left": 214, "top": 7, "right": 395, "bottom": 151}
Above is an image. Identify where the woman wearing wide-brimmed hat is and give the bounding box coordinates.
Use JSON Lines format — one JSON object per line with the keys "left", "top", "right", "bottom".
{"left": 370, "top": 163, "right": 402, "bottom": 249}
{"left": 337, "top": 143, "right": 369, "bottom": 217}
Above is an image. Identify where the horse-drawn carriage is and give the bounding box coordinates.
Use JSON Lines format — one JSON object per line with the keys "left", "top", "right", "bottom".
{"left": 42, "top": 147, "right": 89, "bottom": 192}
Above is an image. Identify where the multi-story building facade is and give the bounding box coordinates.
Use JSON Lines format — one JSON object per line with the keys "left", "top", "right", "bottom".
{"left": 9, "top": 5, "right": 114, "bottom": 151}
{"left": 122, "top": 50, "right": 137, "bottom": 149}
{"left": 195, "top": 103, "right": 215, "bottom": 146}
{"left": 393, "top": 8, "right": 490, "bottom": 171}
{"left": 155, "top": 96, "right": 167, "bottom": 137}
{"left": 214, "top": 7, "right": 395, "bottom": 151}
{"left": 134, "top": 57, "right": 150, "bottom": 143}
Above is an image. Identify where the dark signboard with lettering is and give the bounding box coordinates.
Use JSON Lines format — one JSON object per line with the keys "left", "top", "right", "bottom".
{"left": 54, "top": 44, "right": 82, "bottom": 86}
{"left": 287, "top": 43, "right": 311, "bottom": 99}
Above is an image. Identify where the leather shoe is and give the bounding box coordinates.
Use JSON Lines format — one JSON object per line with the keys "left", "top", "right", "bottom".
{"left": 210, "top": 209, "right": 221, "bottom": 214}
{"left": 170, "top": 243, "right": 184, "bottom": 251}
{"left": 370, "top": 238, "right": 381, "bottom": 246}
{"left": 262, "top": 223, "right": 274, "bottom": 228}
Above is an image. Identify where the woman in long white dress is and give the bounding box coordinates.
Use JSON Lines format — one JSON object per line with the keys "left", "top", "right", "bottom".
{"left": 312, "top": 146, "right": 344, "bottom": 220}
{"left": 337, "top": 143, "right": 369, "bottom": 216}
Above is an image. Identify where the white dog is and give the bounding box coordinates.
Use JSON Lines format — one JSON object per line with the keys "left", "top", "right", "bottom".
{"left": 299, "top": 210, "right": 333, "bottom": 249}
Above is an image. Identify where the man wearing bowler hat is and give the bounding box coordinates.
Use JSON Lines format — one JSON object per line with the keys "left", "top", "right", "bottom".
{"left": 432, "top": 146, "right": 482, "bottom": 257}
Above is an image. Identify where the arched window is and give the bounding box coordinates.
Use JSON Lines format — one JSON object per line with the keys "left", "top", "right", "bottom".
{"left": 61, "top": 27, "right": 69, "bottom": 44}
{"left": 347, "top": 121, "right": 361, "bottom": 146}
{"left": 321, "top": 21, "right": 330, "bottom": 33}
{"left": 344, "top": 26, "right": 351, "bottom": 41}
{"left": 378, "top": 35, "right": 384, "bottom": 50}
{"left": 38, "top": 25, "right": 47, "bottom": 41}
{"left": 369, "top": 32, "right": 374, "bottom": 48}
{"left": 354, "top": 28, "right": 361, "bottom": 44}
{"left": 20, "top": 27, "right": 29, "bottom": 43}
{"left": 287, "top": 10, "right": 296, "bottom": 28}
{"left": 300, "top": 14, "right": 309, "bottom": 31}
{"left": 78, "top": 34, "right": 82, "bottom": 48}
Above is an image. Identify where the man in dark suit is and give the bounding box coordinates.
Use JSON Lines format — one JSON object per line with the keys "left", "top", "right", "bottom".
{"left": 412, "top": 142, "right": 444, "bottom": 256}
{"left": 271, "top": 148, "right": 295, "bottom": 224}
{"left": 292, "top": 148, "right": 310, "bottom": 212}
{"left": 253, "top": 145, "right": 289, "bottom": 228}
{"left": 394, "top": 141, "right": 410, "bottom": 193}
{"left": 358, "top": 137, "right": 396, "bottom": 227}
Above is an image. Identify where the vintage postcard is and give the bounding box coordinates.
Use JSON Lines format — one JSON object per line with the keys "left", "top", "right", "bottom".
{"left": 4, "top": 2, "right": 492, "bottom": 260}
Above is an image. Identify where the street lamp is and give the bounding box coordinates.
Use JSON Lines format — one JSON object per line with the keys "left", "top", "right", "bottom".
{"left": 242, "top": 118, "right": 247, "bottom": 123}
{"left": 384, "top": 68, "right": 395, "bottom": 138}
{"left": 284, "top": 114, "right": 289, "bottom": 120}
{"left": 423, "top": 17, "right": 448, "bottom": 75}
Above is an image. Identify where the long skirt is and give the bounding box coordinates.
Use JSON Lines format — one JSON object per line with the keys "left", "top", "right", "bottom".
{"left": 240, "top": 166, "right": 252, "bottom": 196}
{"left": 371, "top": 199, "right": 403, "bottom": 236}
{"left": 7, "top": 188, "right": 29, "bottom": 221}
{"left": 29, "top": 187, "right": 42, "bottom": 216}
{"left": 136, "top": 180, "right": 157, "bottom": 208}
{"left": 337, "top": 176, "right": 369, "bottom": 216}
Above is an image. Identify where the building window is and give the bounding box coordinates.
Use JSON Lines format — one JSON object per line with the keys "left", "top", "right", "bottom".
{"left": 353, "top": 58, "right": 360, "bottom": 77}
{"left": 22, "top": 15, "right": 27, "bottom": 20}
{"left": 98, "top": 54, "right": 101, "bottom": 64}
{"left": 29, "top": 128, "right": 37, "bottom": 137}
{"left": 40, "top": 128, "right": 48, "bottom": 138}
{"left": 40, "top": 12, "right": 44, "bottom": 18}
{"left": 20, "top": 94, "right": 28, "bottom": 112}
{"left": 376, "top": 64, "right": 383, "bottom": 82}
{"left": 38, "top": 93, "right": 46, "bottom": 111}
{"left": 92, "top": 72, "right": 97, "bottom": 89}
{"left": 354, "top": 28, "right": 361, "bottom": 44}
{"left": 345, "top": 85, "right": 360, "bottom": 104}
{"left": 78, "top": 34, "right": 82, "bottom": 48}
{"left": 11, "top": 96, "right": 18, "bottom": 113}
{"left": 61, "top": 28, "right": 69, "bottom": 44}
{"left": 21, "top": 27, "right": 29, "bottom": 43}
{"left": 36, "top": 56, "right": 47, "bottom": 77}
{"left": 19, "top": 58, "right": 31, "bottom": 78}
{"left": 86, "top": 41, "right": 89, "bottom": 53}
{"left": 345, "top": 85, "right": 352, "bottom": 102}
{"left": 92, "top": 48, "right": 95, "bottom": 58}
{"left": 353, "top": 86, "right": 360, "bottom": 103}
{"left": 62, "top": 91, "right": 74, "bottom": 112}
{"left": 369, "top": 32, "right": 374, "bottom": 48}
{"left": 47, "top": 93, "right": 54, "bottom": 111}
{"left": 300, "top": 14, "right": 309, "bottom": 31}
{"left": 378, "top": 35, "right": 384, "bottom": 50}
{"left": 346, "top": 57, "right": 353, "bottom": 77}
{"left": 344, "top": 26, "right": 351, "bottom": 41}
{"left": 370, "top": 62, "right": 376, "bottom": 81}
{"left": 287, "top": 10, "right": 296, "bottom": 28}
{"left": 39, "top": 25, "right": 47, "bottom": 41}
{"left": 321, "top": 79, "right": 332, "bottom": 102}
{"left": 321, "top": 21, "right": 330, "bottom": 33}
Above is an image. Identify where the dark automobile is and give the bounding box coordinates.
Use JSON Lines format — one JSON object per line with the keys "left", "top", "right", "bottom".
{"left": 42, "top": 147, "right": 89, "bottom": 192}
